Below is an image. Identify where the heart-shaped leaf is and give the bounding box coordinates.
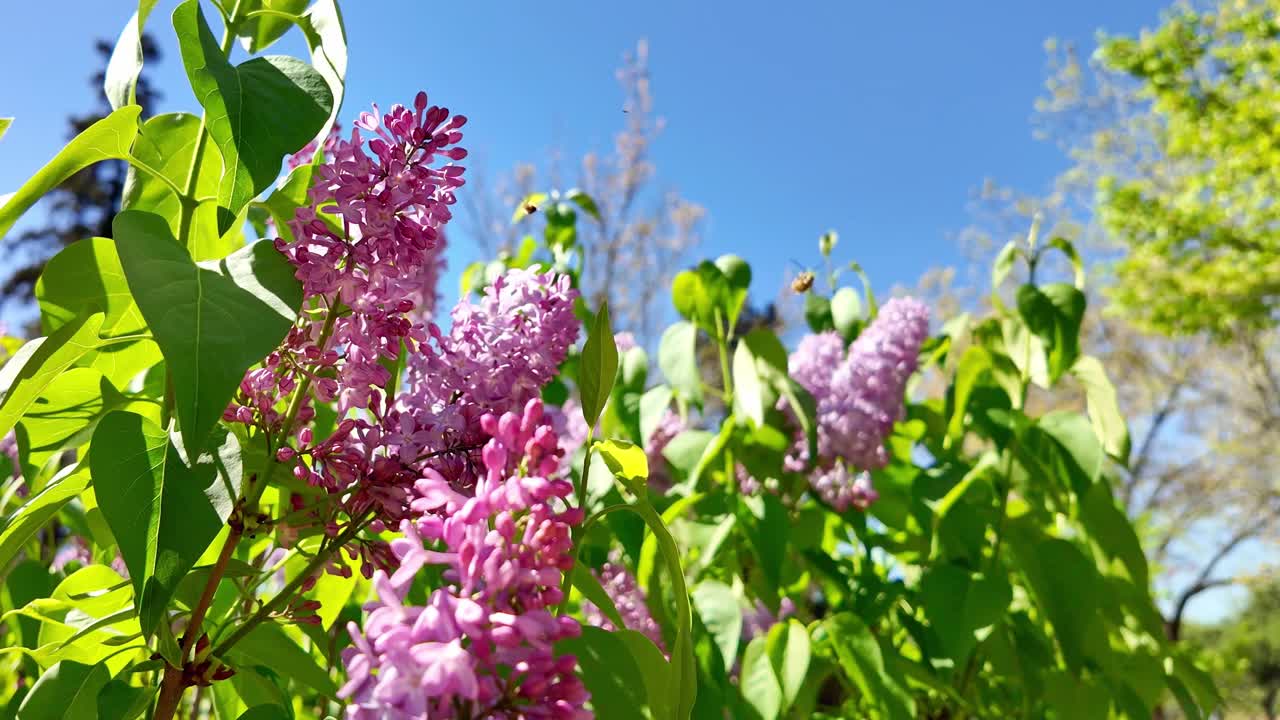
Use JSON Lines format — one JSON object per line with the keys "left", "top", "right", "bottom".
{"left": 90, "top": 410, "right": 241, "bottom": 636}
{"left": 35, "top": 236, "right": 161, "bottom": 384}
{"left": 113, "top": 209, "right": 301, "bottom": 451}
{"left": 174, "top": 0, "right": 332, "bottom": 233}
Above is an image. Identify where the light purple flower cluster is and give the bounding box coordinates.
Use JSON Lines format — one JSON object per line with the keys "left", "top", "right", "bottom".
{"left": 811, "top": 464, "right": 878, "bottom": 513}
{"left": 741, "top": 597, "right": 796, "bottom": 643}
{"left": 644, "top": 409, "right": 686, "bottom": 491}
{"left": 226, "top": 92, "right": 465, "bottom": 435}
{"left": 581, "top": 560, "right": 665, "bottom": 652}
{"left": 395, "top": 267, "right": 580, "bottom": 487}
{"left": 339, "top": 399, "right": 590, "bottom": 719}
{"left": 784, "top": 297, "right": 929, "bottom": 509}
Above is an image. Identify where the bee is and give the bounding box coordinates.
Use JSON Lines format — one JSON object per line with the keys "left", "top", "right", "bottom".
{"left": 524, "top": 203, "right": 538, "bottom": 216}
{"left": 791, "top": 271, "right": 815, "bottom": 293}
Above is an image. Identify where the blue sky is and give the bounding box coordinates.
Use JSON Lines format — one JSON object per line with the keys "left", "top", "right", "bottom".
{"left": 2, "top": 1, "right": 1172, "bottom": 303}
{"left": 8, "top": 2, "right": 1253, "bottom": 621}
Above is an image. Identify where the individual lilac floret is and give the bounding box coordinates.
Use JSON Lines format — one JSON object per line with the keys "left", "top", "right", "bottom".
{"left": 582, "top": 560, "right": 666, "bottom": 653}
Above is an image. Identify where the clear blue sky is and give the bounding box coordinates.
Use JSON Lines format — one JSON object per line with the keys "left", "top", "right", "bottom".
{"left": 2, "top": 0, "right": 1172, "bottom": 303}
{"left": 7, "top": 2, "right": 1249, "bottom": 621}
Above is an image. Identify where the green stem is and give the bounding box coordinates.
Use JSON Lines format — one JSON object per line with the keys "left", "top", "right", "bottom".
{"left": 557, "top": 435, "right": 595, "bottom": 615}
{"left": 211, "top": 519, "right": 365, "bottom": 659}
{"left": 246, "top": 297, "right": 342, "bottom": 510}
{"left": 176, "top": 0, "right": 242, "bottom": 249}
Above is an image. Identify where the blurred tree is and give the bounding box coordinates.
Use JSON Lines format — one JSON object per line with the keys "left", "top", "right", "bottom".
{"left": 461, "top": 40, "right": 704, "bottom": 346}
{"left": 1069, "top": 0, "right": 1280, "bottom": 338}
{"left": 1187, "top": 578, "right": 1280, "bottom": 718}
{"left": 0, "top": 34, "right": 162, "bottom": 331}
{"left": 969, "top": 4, "right": 1280, "bottom": 639}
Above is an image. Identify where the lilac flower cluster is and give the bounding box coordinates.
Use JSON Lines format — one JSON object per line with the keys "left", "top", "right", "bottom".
{"left": 339, "top": 399, "right": 589, "bottom": 719}
{"left": 783, "top": 297, "right": 929, "bottom": 510}
{"left": 581, "top": 560, "right": 665, "bottom": 652}
{"left": 396, "top": 267, "right": 580, "bottom": 487}
{"left": 644, "top": 409, "right": 686, "bottom": 491}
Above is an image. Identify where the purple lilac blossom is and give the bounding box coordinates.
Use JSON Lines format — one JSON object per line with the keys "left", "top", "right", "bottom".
{"left": 581, "top": 560, "right": 665, "bottom": 652}
{"left": 783, "top": 297, "right": 929, "bottom": 510}
{"left": 339, "top": 399, "right": 589, "bottom": 719}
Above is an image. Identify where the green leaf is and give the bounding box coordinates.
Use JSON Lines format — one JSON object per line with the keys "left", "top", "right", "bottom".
{"left": 96, "top": 678, "right": 154, "bottom": 720}
{"left": 662, "top": 430, "right": 713, "bottom": 476}
{"left": 1047, "top": 237, "right": 1086, "bottom": 289}
{"left": 714, "top": 254, "right": 751, "bottom": 331}
{"left": 1009, "top": 534, "right": 1100, "bottom": 673}
{"left": 766, "top": 619, "right": 811, "bottom": 709}
{"left": 0, "top": 106, "right": 141, "bottom": 240}
{"left": 822, "top": 613, "right": 915, "bottom": 720}
{"left": 991, "top": 240, "right": 1020, "bottom": 291}
{"left": 234, "top": 706, "right": 291, "bottom": 720}
{"left": 557, "top": 626, "right": 652, "bottom": 720}
{"left": 639, "top": 385, "right": 674, "bottom": 446}
{"left": 123, "top": 113, "right": 240, "bottom": 261}
{"left": 775, "top": 378, "right": 817, "bottom": 468}
{"left": 104, "top": 1, "right": 160, "bottom": 109}
{"left": 257, "top": 162, "right": 318, "bottom": 245}
{"left": 1081, "top": 482, "right": 1149, "bottom": 589}
{"left": 633, "top": 500, "right": 698, "bottom": 718}
{"left": 15, "top": 369, "right": 116, "bottom": 481}
{"left": 830, "top": 287, "right": 863, "bottom": 338}
{"left": 596, "top": 439, "right": 649, "bottom": 496}
{"left": 565, "top": 188, "right": 602, "bottom": 222}
{"left": 34, "top": 237, "right": 160, "bottom": 385}
{"left": 228, "top": 622, "right": 337, "bottom": 695}
{"left": 579, "top": 302, "right": 619, "bottom": 430}
{"left": 113, "top": 210, "right": 302, "bottom": 450}
{"left": 1070, "top": 355, "right": 1130, "bottom": 463}
{"left": 573, "top": 565, "right": 626, "bottom": 630}
{"left": 1015, "top": 283, "right": 1085, "bottom": 385}
{"left": 918, "top": 564, "right": 1011, "bottom": 661}
{"left": 0, "top": 468, "right": 90, "bottom": 570}
{"left": 740, "top": 636, "right": 782, "bottom": 720}
{"left": 803, "top": 293, "right": 834, "bottom": 333}
{"left": 308, "top": 548, "right": 359, "bottom": 632}
{"left": 690, "top": 580, "right": 741, "bottom": 670}
{"left": 16, "top": 660, "right": 111, "bottom": 720}
{"left": 733, "top": 340, "right": 766, "bottom": 427}
{"left": 174, "top": 0, "right": 333, "bottom": 233}
{"left": 0, "top": 313, "right": 110, "bottom": 442}
{"left": 658, "top": 322, "right": 703, "bottom": 405}
{"left": 263, "top": 0, "right": 348, "bottom": 150}
{"left": 947, "top": 345, "right": 991, "bottom": 445}
{"left": 1044, "top": 671, "right": 1110, "bottom": 720}
{"left": 0, "top": 118, "right": 11, "bottom": 142}
{"left": 89, "top": 411, "right": 241, "bottom": 636}
{"left": 687, "top": 418, "right": 734, "bottom": 490}
{"left": 239, "top": 0, "right": 309, "bottom": 52}
{"left": 614, "top": 630, "right": 673, "bottom": 720}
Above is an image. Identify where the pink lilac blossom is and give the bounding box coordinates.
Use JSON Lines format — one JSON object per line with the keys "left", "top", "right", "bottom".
{"left": 811, "top": 464, "right": 878, "bottom": 512}
{"left": 612, "top": 332, "right": 637, "bottom": 353}
{"left": 394, "top": 267, "right": 580, "bottom": 488}
{"left": 339, "top": 400, "right": 590, "bottom": 719}
{"left": 741, "top": 597, "right": 796, "bottom": 643}
{"left": 644, "top": 409, "right": 686, "bottom": 491}
{"left": 222, "top": 93, "right": 468, "bottom": 532}
{"left": 782, "top": 298, "right": 928, "bottom": 508}
{"left": 581, "top": 560, "right": 665, "bottom": 652}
